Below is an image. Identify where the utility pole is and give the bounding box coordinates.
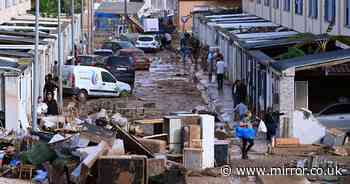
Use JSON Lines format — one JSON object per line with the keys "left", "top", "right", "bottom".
{"left": 32, "top": 0, "right": 39, "bottom": 131}
{"left": 124, "top": 0, "right": 127, "bottom": 32}
{"left": 71, "top": 0, "right": 75, "bottom": 64}
{"left": 90, "top": 0, "right": 94, "bottom": 53}
{"left": 81, "top": 0, "right": 84, "bottom": 54}
{"left": 58, "top": 0, "right": 63, "bottom": 113}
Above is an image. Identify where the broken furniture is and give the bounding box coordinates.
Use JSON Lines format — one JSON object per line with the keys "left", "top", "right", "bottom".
{"left": 19, "top": 164, "right": 35, "bottom": 181}
{"left": 133, "top": 119, "right": 164, "bottom": 136}
{"left": 165, "top": 114, "right": 215, "bottom": 169}
{"left": 214, "top": 140, "right": 230, "bottom": 167}
{"left": 97, "top": 155, "right": 148, "bottom": 184}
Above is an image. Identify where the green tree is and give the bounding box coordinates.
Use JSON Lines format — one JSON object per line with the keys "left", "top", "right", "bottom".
{"left": 32, "top": 0, "right": 82, "bottom": 17}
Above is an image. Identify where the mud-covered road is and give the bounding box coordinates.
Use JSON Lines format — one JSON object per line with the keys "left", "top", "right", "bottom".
{"left": 70, "top": 49, "right": 205, "bottom": 118}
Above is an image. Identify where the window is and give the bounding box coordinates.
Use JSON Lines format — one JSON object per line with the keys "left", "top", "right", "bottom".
{"left": 264, "top": 0, "right": 270, "bottom": 6}
{"left": 346, "top": 0, "right": 350, "bottom": 25}
{"left": 283, "top": 0, "right": 290, "bottom": 11}
{"left": 308, "top": 0, "right": 318, "bottom": 18}
{"left": 5, "top": 0, "right": 11, "bottom": 8}
{"left": 295, "top": 0, "right": 303, "bottom": 15}
{"left": 325, "top": 0, "right": 336, "bottom": 23}
{"left": 320, "top": 104, "right": 350, "bottom": 115}
{"left": 273, "top": 0, "right": 279, "bottom": 8}
{"left": 101, "top": 72, "right": 116, "bottom": 83}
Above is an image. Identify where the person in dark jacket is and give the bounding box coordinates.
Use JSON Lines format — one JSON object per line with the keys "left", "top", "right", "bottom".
{"left": 232, "top": 80, "right": 247, "bottom": 107}
{"left": 43, "top": 74, "right": 57, "bottom": 100}
{"left": 45, "top": 92, "right": 59, "bottom": 116}
{"left": 263, "top": 107, "right": 284, "bottom": 154}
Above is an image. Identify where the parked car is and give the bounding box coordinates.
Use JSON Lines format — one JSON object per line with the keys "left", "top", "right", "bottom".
{"left": 315, "top": 103, "right": 350, "bottom": 130}
{"left": 93, "top": 49, "right": 114, "bottom": 57}
{"left": 104, "top": 56, "right": 135, "bottom": 88}
{"left": 101, "top": 40, "right": 135, "bottom": 53}
{"left": 62, "top": 65, "right": 131, "bottom": 98}
{"left": 76, "top": 55, "right": 105, "bottom": 67}
{"left": 117, "top": 48, "right": 151, "bottom": 70}
{"left": 135, "top": 34, "right": 161, "bottom": 52}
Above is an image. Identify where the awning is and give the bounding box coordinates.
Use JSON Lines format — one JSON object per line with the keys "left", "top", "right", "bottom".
{"left": 272, "top": 49, "right": 350, "bottom": 71}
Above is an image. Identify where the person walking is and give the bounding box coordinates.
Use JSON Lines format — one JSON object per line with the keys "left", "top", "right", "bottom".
{"left": 207, "top": 48, "right": 214, "bottom": 82}
{"left": 165, "top": 32, "right": 172, "bottom": 49}
{"left": 216, "top": 55, "right": 225, "bottom": 90}
{"left": 264, "top": 107, "right": 284, "bottom": 154}
{"left": 234, "top": 102, "right": 248, "bottom": 121}
{"left": 232, "top": 80, "right": 247, "bottom": 106}
{"left": 235, "top": 111, "right": 256, "bottom": 159}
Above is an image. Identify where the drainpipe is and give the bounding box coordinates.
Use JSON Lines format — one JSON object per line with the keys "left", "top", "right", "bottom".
{"left": 71, "top": 0, "right": 75, "bottom": 64}
{"left": 58, "top": 0, "right": 63, "bottom": 114}
{"left": 32, "top": 0, "right": 39, "bottom": 131}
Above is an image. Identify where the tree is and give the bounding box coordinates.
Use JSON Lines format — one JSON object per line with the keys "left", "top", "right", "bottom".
{"left": 32, "top": 0, "right": 82, "bottom": 17}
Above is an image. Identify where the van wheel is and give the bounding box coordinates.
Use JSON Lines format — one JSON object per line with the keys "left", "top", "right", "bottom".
{"left": 119, "top": 90, "right": 130, "bottom": 97}
{"left": 78, "top": 90, "right": 88, "bottom": 101}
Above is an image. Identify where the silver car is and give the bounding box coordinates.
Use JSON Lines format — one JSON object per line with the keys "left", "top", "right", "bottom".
{"left": 315, "top": 103, "right": 350, "bottom": 130}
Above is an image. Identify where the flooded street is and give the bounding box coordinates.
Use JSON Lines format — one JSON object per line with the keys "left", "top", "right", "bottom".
{"left": 134, "top": 50, "right": 205, "bottom": 115}
{"left": 74, "top": 49, "right": 205, "bottom": 118}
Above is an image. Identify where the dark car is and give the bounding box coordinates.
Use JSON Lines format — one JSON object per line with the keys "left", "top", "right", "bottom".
{"left": 117, "top": 48, "right": 151, "bottom": 70}
{"left": 76, "top": 55, "right": 105, "bottom": 67}
{"left": 104, "top": 56, "right": 135, "bottom": 87}
{"left": 93, "top": 49, "right": 113, "bottom": 57}
{"left": 101, "top": 40, "right": 135, "bottom": 54}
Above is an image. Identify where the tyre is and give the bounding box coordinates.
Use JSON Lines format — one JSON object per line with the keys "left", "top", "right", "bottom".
{"left": 78, "top": 89, "right": 88, "bottom": 101}
{"left": 119, "top": 90, "right": 130, "bottom": 97}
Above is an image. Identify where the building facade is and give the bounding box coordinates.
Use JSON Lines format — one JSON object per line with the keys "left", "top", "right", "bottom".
{"left": 243, "top": 0, "right": 350, "bottom": 36}
{"left": 0, "top": 0, "right": 31, "bottom": 24}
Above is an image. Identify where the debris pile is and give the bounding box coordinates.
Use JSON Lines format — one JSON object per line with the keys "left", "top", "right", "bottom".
{"left": 0, "top": 106, "right": 218, "bottom": 183}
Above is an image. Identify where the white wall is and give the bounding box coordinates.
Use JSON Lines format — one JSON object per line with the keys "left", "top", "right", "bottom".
{"left": 0, "top": 0, "right": 31, "bottom": 24}
{"left": 242, "top": 0, "right": 350, "bottom": 36}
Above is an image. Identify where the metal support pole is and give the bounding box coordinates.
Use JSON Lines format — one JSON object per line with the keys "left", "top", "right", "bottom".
{"left": 58, "top": 0, "right": 63, "bottom": 113}
{"left": 32, "top": 0, "right": 39, "bottom": 131}
{"left": 124, "top": 0, "right": 127, "bottom": 31}
{"left": 81, "top": 0, "right": 84, "bottom": 54}
{"left": 90, "top": 0, "right": 94, "bottom": 53}
{"left": 71, "top": 0, "right": 75, "bottom": 63}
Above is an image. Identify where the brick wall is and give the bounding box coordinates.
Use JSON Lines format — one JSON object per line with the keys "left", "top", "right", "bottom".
{"left": 278, "top": 68, "right": 295, "bottom": 138}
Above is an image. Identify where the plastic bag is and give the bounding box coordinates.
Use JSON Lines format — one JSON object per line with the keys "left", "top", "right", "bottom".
{"left": 258, "top": 120, "right": 267, "bottom": 133}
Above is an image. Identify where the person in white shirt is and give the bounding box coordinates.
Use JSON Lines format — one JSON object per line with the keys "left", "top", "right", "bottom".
{"left": 216, "top": 54, "right": 225, "bottom": 90}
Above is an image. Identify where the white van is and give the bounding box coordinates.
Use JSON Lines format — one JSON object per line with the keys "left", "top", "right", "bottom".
{"left": 63, "top": 65, "right": 131, "bottom": 98}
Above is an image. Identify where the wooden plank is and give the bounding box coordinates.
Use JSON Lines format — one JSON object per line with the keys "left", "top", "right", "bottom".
{"left": 134, "top": 119, "right": 163, "bottom": 125}
{"left": 115, "top": 125, "right": 155, "bottom": 158}
{"left": 276, "top": 138, "right": 300, "bottom": 146}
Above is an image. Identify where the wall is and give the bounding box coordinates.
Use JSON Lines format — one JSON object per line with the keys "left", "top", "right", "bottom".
{"left": 179, "top": 0, "right": 240, "bottom": 31}
{"left": 0, "top": 0, "right": 31, "bottom": 24}
{"left": 278, "top": 68, "right": 295, "bottom": 137}
{"left": 243, "top": 0, "right": 350, "bottom": 36}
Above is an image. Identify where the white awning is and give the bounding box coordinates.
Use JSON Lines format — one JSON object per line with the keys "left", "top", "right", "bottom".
{"left": 205, "top": 13, "right": 248, "bottom": 18}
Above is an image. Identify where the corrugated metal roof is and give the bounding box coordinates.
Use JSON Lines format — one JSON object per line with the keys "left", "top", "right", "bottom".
{"left": 96, "top": 2, "right": 144, "bottom": 14}
{"left": 208, "top": 16, "right": 260, "bottom": 22}
{"left": 217, "top": 22, "right": 278, "bottom": 29}
{"left": 236, "top": 31, "right": 298, "bottom": 39}
{"left": 272, "top": 49, "right": 350, "bottom": 71}
{"left": 205, "top": 13, "right": 248, "bottom": 18}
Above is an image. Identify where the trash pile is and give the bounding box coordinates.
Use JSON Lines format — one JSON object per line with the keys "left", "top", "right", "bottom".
{"left": 0, "top": 106, "right": 219, "bottom": 184}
